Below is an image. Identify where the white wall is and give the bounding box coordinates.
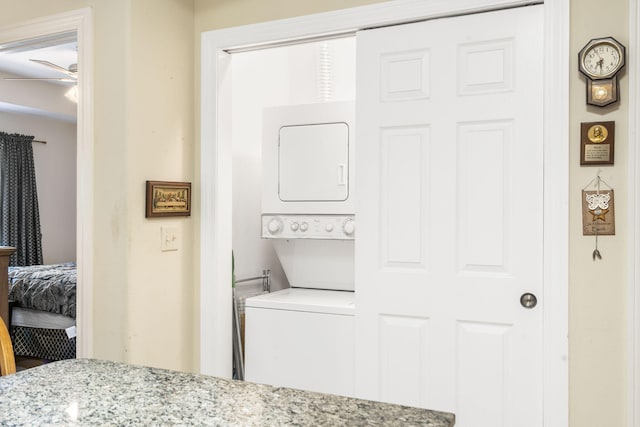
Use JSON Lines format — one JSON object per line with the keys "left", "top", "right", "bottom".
{"left": 231, "top": 38, "right": 355, "bottom": 297}
{"left": 0, "top": 111, "right": 76, "bottom": 264}
{"left": 0, "top": 78, "right": 77, "bottom": 123}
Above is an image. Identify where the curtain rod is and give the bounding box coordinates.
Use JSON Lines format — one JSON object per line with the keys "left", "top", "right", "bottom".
{"left": 0, "top": 133, "right": 46, "bottom": 143}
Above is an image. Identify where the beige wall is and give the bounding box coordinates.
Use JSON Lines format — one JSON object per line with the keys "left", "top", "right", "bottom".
{"left": 0, "top": 0, "right": 632, "bottom": 425}
{"left": 124, "top": 0, "right": 196, "bottom": 369}
{"left": 194, "top": 0, "right": 387, "bottom": 29}
{"left": 570, "top": 1, "right": 629, "bottom": 426}
{"left": 0, "top": 0, "right": 196, "bottom": 370}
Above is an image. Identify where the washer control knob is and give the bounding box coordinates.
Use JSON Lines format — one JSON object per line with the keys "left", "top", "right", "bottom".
{"left": 267, "top": 218, "right": 282, "bottom": 234}
{"left": 290, "top": 221, "right": 299, "bottom": 231}
{"left": 300, "top": 222, "right": 309, "bottom": 232}
{"left": 343, "top": 219, "right": 355, "bottom": 235}
{"left": 325, "top": 223, "right": 335, "bottom": 232}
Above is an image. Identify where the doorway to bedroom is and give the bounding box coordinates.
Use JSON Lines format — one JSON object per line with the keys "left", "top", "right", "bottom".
{"left": 0, "top": 31, "right": 77, "bottom": 368}
{"left": 0, "top": 8, "right": 93, "bottom": 367}
{"left": 0, "top": 32, "right": 77, "bottom": 264}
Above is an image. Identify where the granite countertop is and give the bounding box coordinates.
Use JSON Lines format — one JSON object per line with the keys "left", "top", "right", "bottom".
{"left": 0, "top": 359, "right": 455, "bottom": 426}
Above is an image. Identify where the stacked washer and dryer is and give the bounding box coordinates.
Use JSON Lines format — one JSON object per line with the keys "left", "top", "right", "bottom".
{"left": 244, "top": 101, "right": 356, "bottom": 397}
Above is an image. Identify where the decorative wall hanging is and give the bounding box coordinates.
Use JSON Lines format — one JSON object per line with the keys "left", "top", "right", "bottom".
{"left": 582, "top": 174, "right": 615, "bottom": 260}
{"left": 580, "top": 121, "right": 615, "bottom": 165}
{"left": 578, "top": 37, "right": 626, "bottom": 107}
{"left": 145, "top": 181, "right": 191, "bottom": 218}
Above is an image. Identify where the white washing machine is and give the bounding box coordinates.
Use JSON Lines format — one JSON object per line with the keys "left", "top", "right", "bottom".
{"left": 244, "top": 102, "right": 356, "bottom": 397}
{"left": 245, "top": 288, "right": 355, "bottom": 396}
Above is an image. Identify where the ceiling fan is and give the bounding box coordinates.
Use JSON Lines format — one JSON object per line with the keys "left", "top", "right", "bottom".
{"left": 3, "top": 59, "right": 77, "bottom": 83}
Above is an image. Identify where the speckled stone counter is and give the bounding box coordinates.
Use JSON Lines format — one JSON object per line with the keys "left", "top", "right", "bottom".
{"left": 0, "top": 359, "right": 454, "bottom": 426}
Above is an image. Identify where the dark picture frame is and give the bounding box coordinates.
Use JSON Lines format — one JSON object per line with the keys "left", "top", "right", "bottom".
{"left": 145, "top": 180, "right": 191, "bottom": 218}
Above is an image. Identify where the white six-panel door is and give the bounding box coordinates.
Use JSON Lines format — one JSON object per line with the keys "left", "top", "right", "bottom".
{"left": 355, "top": 5, "right": 544, "bottom": 426}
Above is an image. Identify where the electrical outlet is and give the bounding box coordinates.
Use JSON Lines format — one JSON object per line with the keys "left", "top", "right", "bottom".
{"left": 161, "top": 226, "right": 179, "bottom": 251}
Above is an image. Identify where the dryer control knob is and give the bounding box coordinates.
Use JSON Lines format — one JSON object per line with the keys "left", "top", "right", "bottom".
{"left": 325, "top": 223, "right": 335, "bottom": 232}
{"left": 290, "top": 221, "right": 299, "bottom": 231}
{"left": 268, "top": 218, "right": 283, "bottom": 234}
{"left": 300, "top": 222, "right": 309, "bottom": 232}
{"left": 343, "top": 219, "right": 355, "bottom": 235}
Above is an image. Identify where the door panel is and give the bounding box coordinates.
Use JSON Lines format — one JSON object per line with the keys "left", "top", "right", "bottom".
{"left": 378, "top": 315, "right": 430, "bottom": 407}
{"left": 456, "top": 321, "right": 512, "bottom": 426}
{"left": 380, "top": 126, "right": 430, "bottom": 268}
{"left": 355, "top": 5, "right": 543, "bottom": 426}
{"left": 457, "top": 120, "right": 511, "bottom": 273}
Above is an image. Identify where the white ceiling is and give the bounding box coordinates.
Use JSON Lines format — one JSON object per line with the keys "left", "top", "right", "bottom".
{"left": 0, "top": 41, "right": 77, "bottom": 81}
{"left": 0, "top": 32, "right": 78, "bottom": 122}
{"left": 0, "top": 30, "right": 77, "bottom": 78}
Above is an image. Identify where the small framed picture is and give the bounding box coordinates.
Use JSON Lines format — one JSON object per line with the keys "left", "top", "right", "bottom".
{"left": 145, "top": 181, "right": 191, "bottom": 218}
{"left": 580, "top": 121, "right": 615, "bottom": 165}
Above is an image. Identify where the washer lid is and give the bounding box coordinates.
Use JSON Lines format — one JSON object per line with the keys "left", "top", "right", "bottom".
{"left": 245, "top": 288, "right": 355, "bottom": 315}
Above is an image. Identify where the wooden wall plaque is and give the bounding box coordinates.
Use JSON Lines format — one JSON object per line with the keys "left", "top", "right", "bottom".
{"left": 580, "top": 121, "right": 615, "bottom": 165}
{"left": 582, "top": 189, "right": 615, "bottom": 235}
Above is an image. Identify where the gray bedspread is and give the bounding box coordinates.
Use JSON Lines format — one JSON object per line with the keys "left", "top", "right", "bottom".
{"left": 8, "top": 263, "right": 76, "bottom": 319}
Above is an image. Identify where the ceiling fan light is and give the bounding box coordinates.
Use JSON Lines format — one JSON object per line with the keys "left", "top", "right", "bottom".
{"left": 65, "top": 85, "right": 78, "bottom": 103}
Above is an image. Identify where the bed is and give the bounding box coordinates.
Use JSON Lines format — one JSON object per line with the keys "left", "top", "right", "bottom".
{"left": 7, "top": 262, "right": 76, "bottom": 361}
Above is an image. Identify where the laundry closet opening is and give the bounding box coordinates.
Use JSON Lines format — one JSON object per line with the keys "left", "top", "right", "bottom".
{"left": 229, "top": 37, "right": 356, "bottom": 389}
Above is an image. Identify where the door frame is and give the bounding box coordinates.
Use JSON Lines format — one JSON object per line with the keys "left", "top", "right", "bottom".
{"left": 629, "top": 1, "right": 639, "bottom": 426}
{"left": 0, "top": 9, "right": 94, "bottom": 358}
{"left": 200, "top": 1, "right": 568, "bottom": 424}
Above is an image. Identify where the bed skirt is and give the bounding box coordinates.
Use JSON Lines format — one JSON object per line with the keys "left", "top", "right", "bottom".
{"left": 9, "top": 306, "right": 76, "bottom": 361}
{"left": 11, "top": 325, "right": 75, "bottom": 360}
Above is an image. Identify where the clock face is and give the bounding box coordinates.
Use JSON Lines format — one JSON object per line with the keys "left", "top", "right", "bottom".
{"left": 579, "top": 37, "right": 625, "bottom": 79}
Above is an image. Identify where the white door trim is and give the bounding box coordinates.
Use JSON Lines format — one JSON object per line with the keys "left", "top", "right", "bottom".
{"left": 541, "top": 2, "right": 570, "bottom": 425}
{"left": 200, "top": 1, "right": 568, "bottom": 424}
{"left": 629, "top": 1, "right": 639, "bottom": 426}
{"left": 0, "top": 9, "right": 94, "bottom": 358}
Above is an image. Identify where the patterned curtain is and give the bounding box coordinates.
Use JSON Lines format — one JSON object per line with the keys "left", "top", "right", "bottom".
{"left": 0, "top": 132, "right": 43, "bottom": 266}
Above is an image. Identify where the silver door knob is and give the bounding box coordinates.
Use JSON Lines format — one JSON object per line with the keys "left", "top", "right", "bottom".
{"left": 520, "top": 293, "right": 537, "bottom": 309}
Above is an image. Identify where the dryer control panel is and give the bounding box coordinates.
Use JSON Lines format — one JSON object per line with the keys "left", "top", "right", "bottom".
{"left": 262, "top": 214, "right": 355, "bottom": 240}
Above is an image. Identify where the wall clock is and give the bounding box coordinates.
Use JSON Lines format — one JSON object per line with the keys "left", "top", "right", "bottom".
{"left": 578, "top": 37, "right": 626, "bottom": 107}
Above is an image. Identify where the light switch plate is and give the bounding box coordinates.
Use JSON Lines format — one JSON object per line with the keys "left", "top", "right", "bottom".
{"left": 161, "top": 226, "right": 179, "bottom": 251}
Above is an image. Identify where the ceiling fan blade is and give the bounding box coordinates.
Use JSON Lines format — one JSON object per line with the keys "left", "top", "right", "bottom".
{"left": 3, "top": 77, "right": 77, "bottom": 83}
{"left": 29, "top": 59, "right": 77, "bottom": 78}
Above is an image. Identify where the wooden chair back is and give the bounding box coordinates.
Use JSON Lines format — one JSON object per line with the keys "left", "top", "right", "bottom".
{"left": 0, "top": 316, "right": 15, "bottom": 376}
